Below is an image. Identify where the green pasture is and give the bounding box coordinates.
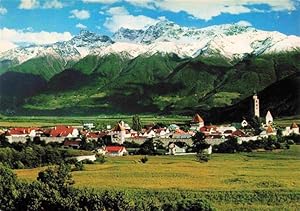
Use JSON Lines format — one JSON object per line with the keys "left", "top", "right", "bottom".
{"left": 16, "top": 145, "right": 300, "bottom": 210}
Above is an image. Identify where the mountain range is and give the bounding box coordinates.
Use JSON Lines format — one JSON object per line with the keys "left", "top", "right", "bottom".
{"left": 0, "top": 20, "right": 299, "bottom": 121}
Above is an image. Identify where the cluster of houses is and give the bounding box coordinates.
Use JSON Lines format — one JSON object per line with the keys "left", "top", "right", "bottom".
{"left": 0, "top": 95, "right": 299, "bottom": 156}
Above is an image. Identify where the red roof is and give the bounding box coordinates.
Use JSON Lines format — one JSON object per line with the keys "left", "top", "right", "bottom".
{"left": 192, "top": 114, "right": 204, "bottom": 123}
{"left": 50, "top": 125, "right": 74, "bottom": 137}
{"left": 266, "top": 125, "right": 274, "bottom": 133}
{"left": 106, "top": 146, "right": 126, "bottom": 153}
{"left": 64, "top": 140, "right": 81, "bottom": 146}
{"left": 232, "top": 130, "right": 246, "bottom": 137}
{"left": 290, "top": 122, "right": 299, "bottom": 129}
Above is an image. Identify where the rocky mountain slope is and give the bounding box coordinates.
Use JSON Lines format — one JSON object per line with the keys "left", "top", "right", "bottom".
{"left": 0, "top": 21, "right": 299, "bottom": 117}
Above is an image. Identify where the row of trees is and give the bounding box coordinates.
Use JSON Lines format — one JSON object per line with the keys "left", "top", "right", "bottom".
{"left": 0, "top": 164, "right": 214, "bottom": 211}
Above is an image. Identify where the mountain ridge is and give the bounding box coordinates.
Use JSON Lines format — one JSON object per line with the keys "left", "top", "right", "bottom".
{"left": 1, "top": 20, "right": 300, "bottom": 80}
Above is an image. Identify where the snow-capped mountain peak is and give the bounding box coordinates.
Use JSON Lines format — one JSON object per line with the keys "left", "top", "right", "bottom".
{"left": 1, "top": 22, "right": 300, "bottom": 68}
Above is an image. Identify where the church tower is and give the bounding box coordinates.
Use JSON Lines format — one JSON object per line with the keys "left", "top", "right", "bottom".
{"left": 253, "top": 94, "right": 260, "bottom": 117}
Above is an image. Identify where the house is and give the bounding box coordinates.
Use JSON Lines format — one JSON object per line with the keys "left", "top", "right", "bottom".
{"left": 200, "top": 126, "right": 218, "bottom": 135}
{"left": 156, "top": 128, "right": 171, "bottom": 138}
{"left": 260, "top": 125, "right": 276, "bottom": 137}
{"left": 168, "top": 124, "right": 180, "bottom": 131}
{"left": 168, "top": 142, "right": 188, "bottom": 155}
{"left": 83, "top": 123, "right": 95, "bottom": 130}
{"left": 105, "top": 146, "right": 127, "bottom": 156}
{"left": 290, "top": 122, "right": 299, "bottom": 134}
{"left": 172, "top": 129, "right": 192, "bottom": 139}
{"left": 265, "top": 111, "right": 273, "bottom": 126}
{"left": 190, "top": 114, "right": 204, "bottom": 131}
{"left": 8, "top": 127, "right": 31, "bottom": 137}
{"left": 142, "top": 129, "right": 156, "bottom": 138}
{"left": 50, "top": 126, "right": 79, "bottom": 138}
{"left": 63, "top": 139, "right": 81, "bottom": 149}
{"left": 283, "top": 122, "right": 300, "bottom": 136}
{"left": 241, "top": 120, "right": 248, "bottom": 128}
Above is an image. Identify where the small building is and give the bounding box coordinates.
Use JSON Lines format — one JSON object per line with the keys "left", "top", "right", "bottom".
{"left": 105, "top": 146, "right": 127, "bottom": 156}
{"left": 290, "top": 122, "right": 299, "bottom": 134}
{"left": 168, "top": 142, "right": 188, "bottom": 155}
{"left": 241, "top": 120, "right": 248, "bottom": 128}
{"left": 83, "top": 123, "right": 95, "bottom": 130}
{"left": 50, "top": 126, "right": 79, "bottom": 138}
{"left": 63, "top": 139, "right": 81, "bottom": 149}
{"left": 190, "top": 114, "right": 204, "bottom": 131}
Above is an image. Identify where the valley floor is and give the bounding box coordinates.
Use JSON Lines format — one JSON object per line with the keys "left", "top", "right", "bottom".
{"left": 16, "top": 145, "right": 300, "bottom": 210}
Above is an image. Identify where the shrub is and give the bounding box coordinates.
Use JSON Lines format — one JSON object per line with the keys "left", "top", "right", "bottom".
{"left": 74, "top": 162, "right": 84, "bottom": 171}
{"left": 196, "top": 152, "right": 210, "bottom": 163}
{"left": 140, "top": 156, "right": 148, "bottom": 163}
{"left": 96, "top": 154, "right": 106, "bottom": 164}
{"left": 81, "top": 159, "right": 94, "bottom": 164}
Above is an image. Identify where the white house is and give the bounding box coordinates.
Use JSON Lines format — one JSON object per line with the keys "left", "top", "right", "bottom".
{"left": 168, "top": 142, "right": 187, "bottom": 155}
{"left": 105, "top": 146, "right": 127, "bottom": 156}
{"left": 283, "top": 122, "right": 299, "bottom": 136}
{"left": 241, "top": 120, "right": 248, "bottom": 128}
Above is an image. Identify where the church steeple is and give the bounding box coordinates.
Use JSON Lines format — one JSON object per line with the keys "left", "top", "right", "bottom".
{"left": 253, "top": 93, "right": 260, "bottom": 117}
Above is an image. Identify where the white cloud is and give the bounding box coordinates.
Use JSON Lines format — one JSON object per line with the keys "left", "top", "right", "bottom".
{"left": 83, "top": 0, "right": 119, "bottom": 3}
{"left": 69, "top": 9, "right": 90, "bottom": 20}
{"left": 76, "top": 23, "right": 87, "bottom": 29}
{"left": 19, "top": 0, "right": 40, "bottom": 9}
{"left": 43, "top": 0, "right": 63, "bottom": 9}
{"left": 18, "top": 0, "right": 64, "bottom": 9}
{"left": 0, "top": 6, "right": 7, "bottom": 15}
{"left": 0, "top": 40, "right": 17, "bottom": 53}
{"left": 125, "top": 0, "right": 296, "bottom": 21}
{"left": 107, "top": 6, "right": 129, "bottom": 15}
{"left": 236, "top": 20, "right": 252, "bottom": 27}
{"left": 124, "top": 0, "right": 155, "bottom": 9}
{"left": 104, "top": 6, "right": 158, "bottom": 32}
{"left": 0, "top": 28, "right": 73, "bottom": 52}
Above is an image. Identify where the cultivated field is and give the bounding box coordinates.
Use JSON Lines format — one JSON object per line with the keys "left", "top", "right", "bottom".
{"left": 0, "top": 115, "right": 190, "bottom": 128}
{"left": 16, "top": 145, "right": 300, "bottom": 210}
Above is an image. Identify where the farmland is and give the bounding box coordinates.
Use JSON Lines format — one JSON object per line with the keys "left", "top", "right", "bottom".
{"left": 0, "top": 115, "right": 190, "bottom": 128}
{"left": 16, "top": 145, "right": 300, "bottom": 210}
{"left": 0, "top": 114, "right": 299, "bottom": 128}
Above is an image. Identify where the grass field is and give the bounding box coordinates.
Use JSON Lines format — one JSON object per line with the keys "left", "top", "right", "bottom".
{"left": 0, "top": 115, "right": 190, "bottom": 128}
{"left": 0, "top": 115, "right": 299, "bottom": 128}
{"left": 15, "top": 145, "right": 300, "bottom": 210}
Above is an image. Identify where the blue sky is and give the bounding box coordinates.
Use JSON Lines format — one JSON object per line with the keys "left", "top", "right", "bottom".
{"left": 0, "top": 0, "right": 299, "bottom": 52}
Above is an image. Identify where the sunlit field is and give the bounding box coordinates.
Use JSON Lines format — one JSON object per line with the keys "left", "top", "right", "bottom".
{"left": 16, "top": 145, "right": 300, "bottom": 210}
{"left": 0, "top": 115, "right": 190, "bottom": 128}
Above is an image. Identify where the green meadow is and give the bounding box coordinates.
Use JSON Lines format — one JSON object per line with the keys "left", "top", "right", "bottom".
{"left": 0, "top": 115, "right": 190, "bottom": 128}
{"left": 16, "top": 145, "right": 300, "bottom": 210}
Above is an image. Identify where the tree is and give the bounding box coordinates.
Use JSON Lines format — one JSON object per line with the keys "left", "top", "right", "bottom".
{"left": 192, "top": 132, "right": 211, "bottom": 162}
{"left": 138, "top": 138, "right": 164, "bottom": 155}
{"left": 192, "top": 132, "right": 210, "bottom": 153}
{"left": 250, "top": 116, "right": 263, "bottom": 135}
{"left": 0, "top": 165, "right": 19, "bottom": 210}
{"left": 132, "top": 115, "right": 142, "bottom": 132}
{"left": 37, "top": 163, "right": 74, "bottom": 190}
